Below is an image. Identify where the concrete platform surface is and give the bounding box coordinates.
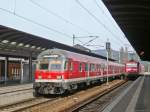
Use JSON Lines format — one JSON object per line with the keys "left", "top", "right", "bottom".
{"left": 0, "top": 83, "right": 32, "bottom": 94}
{"left": 102, "top": 75, "right": 150, "bottom": 112}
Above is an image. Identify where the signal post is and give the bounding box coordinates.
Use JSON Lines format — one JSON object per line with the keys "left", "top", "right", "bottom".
{"left": 106, "top": 40, "right": 111, "bottom": 86}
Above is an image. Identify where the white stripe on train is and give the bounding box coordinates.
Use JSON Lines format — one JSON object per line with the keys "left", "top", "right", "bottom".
{"left": 35, "top": 73, "right": 121, "bottom": 83}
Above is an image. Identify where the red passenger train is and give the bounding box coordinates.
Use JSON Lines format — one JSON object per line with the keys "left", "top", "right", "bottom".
{"left": 33, "top": 49, "right": 125, "bottom": 96}
{"left": 125, "top": 60, "right": 144, "bottom": 79}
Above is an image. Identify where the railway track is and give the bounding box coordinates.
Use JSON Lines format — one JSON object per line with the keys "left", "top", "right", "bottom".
{"left": 0, "top": 97, "right": 57, "bottom": 112}
{"left": 65, "top": 80, "right": 128, "bottom": 112}
{"left": 72, "top": 81, "right": 132, "bottom": 112}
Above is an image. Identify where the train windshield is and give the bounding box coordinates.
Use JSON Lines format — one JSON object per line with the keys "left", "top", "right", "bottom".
{"left": 39, "top": 63, "right": 49, "bottom": 70}
{"left": 50, "top": 64, "right": 61, "bottom": 71}
{"left": 38, "top": 54, "right": 64, "bottom": 71}
{"left": 49, "top": 59, "right": 63, "bottom": 71}
{"left": 126, "top": 63, "right": 137, "bottom": 68}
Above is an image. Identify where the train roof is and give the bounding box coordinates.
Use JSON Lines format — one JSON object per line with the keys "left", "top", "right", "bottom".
{"left": 38, "top": 49, "right": 124, "bottom": 66}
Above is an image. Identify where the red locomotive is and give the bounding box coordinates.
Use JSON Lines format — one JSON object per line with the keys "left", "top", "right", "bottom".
{"left": 125, "top": 60, "right": 144, "bottom": 79}
{"left": 33, "top": 49, "right": 125, "bottom": 96}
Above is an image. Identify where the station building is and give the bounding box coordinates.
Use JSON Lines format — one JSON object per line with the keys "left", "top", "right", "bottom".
{"left": 0, "top": 57, "right": 36, "bottom": 84}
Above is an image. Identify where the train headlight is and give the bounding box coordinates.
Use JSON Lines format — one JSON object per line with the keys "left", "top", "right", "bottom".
{"left": 57, "top": 75, "right": 62, "bottom": 80}
{"left": 48, "top": 75, "right": 51, "bottom": 79}
{"left": 38, "top": 75, "right": 42, "bottom": 79}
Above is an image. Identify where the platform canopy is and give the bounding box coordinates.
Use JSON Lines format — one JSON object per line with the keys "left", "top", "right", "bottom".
{"left": 102, "top": 0, "right": 150, "bottom": 61}
{"left": 0, "top": 25, "right": 114, "bottom": 60}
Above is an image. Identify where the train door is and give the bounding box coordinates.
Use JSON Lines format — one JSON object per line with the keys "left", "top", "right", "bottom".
{"left": 112, "top": 65, "right": 115, "bottom": 74}
{"left": 84, "top": 62, "right": 90, "bottom": 85}
{"left": 79, "top": 63, "right": 82, "bottom": 78}
{"left": 83, "top": 63, "right": 86, "bottom": 78}
{"left": 85, "top": 62, "right": 90, "bottom": 80}
{"left": 68, "top": 59, "right": 73, "bottom": 79}
{"left": 100, "top": 63, "right": 103, "bottom": 76}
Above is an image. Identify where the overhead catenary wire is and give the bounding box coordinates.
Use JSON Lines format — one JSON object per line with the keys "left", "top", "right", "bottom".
{"left": 76, "top": 0, "right": 123, "bottom": 47}
{"left": 93, "top": 0, "right": 128, "bottom": 45}
{"left": 14, "top": 0, "right": 16, "bottom": 15}
{"left": 94, "top": 0, "right": 135, "bottom": 51}
{"left": 29, "top": 0, "right": 107, "bottom": 46}
{"left": 1, "top": 1, "right": 119, "bottom": 50}
{"left": 83, "top": 36, "right": 99, "bottom": 46}
{"left": 94, "top": 0, "right": 120, "bottom": 33}
{"left": 29, "top": 0, "right": 100, "bottom": 45}
{"left": 12, "top": 0, "right": 113, "bottom": 48}
{"left": 0, "top": 7, "right": 83, "bottom": 44}
{"left": 29, "top": 0, "right": 92, "bottom": 35}
{"left": 75, "top": 0, "right": 125, "bottom": 47}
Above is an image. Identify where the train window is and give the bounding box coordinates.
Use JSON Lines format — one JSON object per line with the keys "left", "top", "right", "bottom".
{"left": 40, "top": 63, "right": 49, "bottom": 70}
{"left": 79, "top": 63, "right": 82, "bottom": 72}
{"left": 64, "top": 61, "right": 68, "bottom": 70}
{"left": 101, "top": 64, "right": 104, "bottom": 70}
{"left": 89, "top": 64, "right": 92, "bottom": 71}
{"left": 97, "top": 64, "right": 100, "bottom": 71}
{"left": 85, "top": 63, "right": 88, "bottom": 71}
{"left": 96, "top": 64, "right": 98, "bottom": 71}
{"left": 50, "top": 64, "right": 61, "bottom": 71}
{"left": 99, "top": 65, "right": 101, "bottom": 71}
{"left": 91, "top": 64, "right": 95, "bottom": 71}
{"left": 126, "top": 63, "right": 137, "bottom": 67}
{"left": 70, "top": 62, "right": 73, "bottom": 71}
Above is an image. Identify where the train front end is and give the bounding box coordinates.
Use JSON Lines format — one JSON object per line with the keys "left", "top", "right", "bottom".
{"left": 33, "top": 50, "right": 67, "bottom": 96}
{"left": 125, "top": 61, "right": 139, "bottom": 79}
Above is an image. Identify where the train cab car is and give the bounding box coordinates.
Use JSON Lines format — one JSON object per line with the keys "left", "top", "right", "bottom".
{"left": 33, "top": 49, "right": 125, "bottom": 96}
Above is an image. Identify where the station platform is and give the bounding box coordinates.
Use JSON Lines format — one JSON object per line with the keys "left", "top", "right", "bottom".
{"left": 0, "top": 83, "right": 32, "bottom": 94}
{"left": 144, "top": 72, "right": 150, "bottom": 75}
{"left": 102, "top": 75, "right": 150, "bottom": 112}
{"left": 0, "top": 83, "right": 33, "bottom": 107}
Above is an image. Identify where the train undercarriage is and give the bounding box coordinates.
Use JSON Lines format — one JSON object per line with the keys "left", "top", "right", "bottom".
{"left": 33, "top": 75, "right": 124, "bottom": 97}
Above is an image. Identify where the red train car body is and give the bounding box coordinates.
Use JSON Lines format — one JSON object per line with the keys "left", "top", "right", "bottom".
{"left": 33, "top": 49, "right": 125, "bottom": 96}
{"left": 125, "top": 60, "right": 144, "bottom": 78}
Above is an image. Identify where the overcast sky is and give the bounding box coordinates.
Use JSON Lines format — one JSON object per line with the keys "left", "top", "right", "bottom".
{"left": 0, "top": 0, "right": 134, "bottom": 51}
